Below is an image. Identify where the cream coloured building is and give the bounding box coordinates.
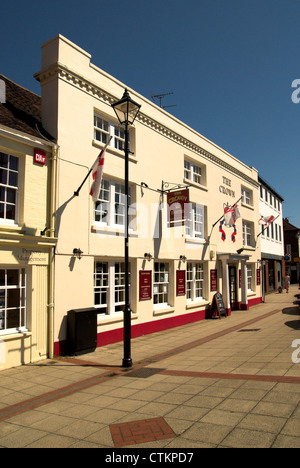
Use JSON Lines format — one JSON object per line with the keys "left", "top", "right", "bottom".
{"left": 34, "top": 35, "right": 262, "bottom": 357}
{"left": 0, "top": 74, "right": 57, "bottom": 369}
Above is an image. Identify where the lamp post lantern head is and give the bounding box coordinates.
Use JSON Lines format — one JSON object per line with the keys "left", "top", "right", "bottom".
{"left": 112, "top": 89, "right": 141, "bottom": 126}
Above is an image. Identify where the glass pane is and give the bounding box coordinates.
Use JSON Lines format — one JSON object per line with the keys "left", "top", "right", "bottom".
{"left": 9, "top": 172, "right": 18, "bottom": 187}
{"left": 9, "top": 156, "right": 18, "bottom": 171}
{"left": 0, "top": 270, "right": 5, "bottom": 286}
{"left": 5, "top": 205, "right": 15, "bottom": 220}
{"left": 7, "top": 289, "right": 20, "bottom": 308}
{"left": 6, "top": 188, "right": 16, "bottom": 204}
{"left": 0, "top": 153, "right": 8, "bottom": 168}
{"left": 7, "top": 309, "right": 20, "bottom": 329}
{"left": 7, "top": 270, "right": 18, "bottom": 286}
{"left": 0, "top": 168, "right": 7, "bottom": 184}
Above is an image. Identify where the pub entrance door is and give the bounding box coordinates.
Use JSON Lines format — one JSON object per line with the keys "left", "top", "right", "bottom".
{"left": 229, "top": 266, "right": 238, "bottom": 310}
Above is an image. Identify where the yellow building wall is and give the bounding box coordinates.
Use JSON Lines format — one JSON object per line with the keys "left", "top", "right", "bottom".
{"left": 36, "top": 35, "right": 261, "bottom": 352}
{"left": 0, "top": 132, "right": 56, "bottom": 369}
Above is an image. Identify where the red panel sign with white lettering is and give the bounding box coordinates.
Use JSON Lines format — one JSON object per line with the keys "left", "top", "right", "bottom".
{"left": 139, "top": 270, "right": 152, "bottom": 301}
{"left": 34, "top": 149, "right": 46, "bottom": 165}
{"left": 176, "top": 270, "right": 186, "bottom": 296}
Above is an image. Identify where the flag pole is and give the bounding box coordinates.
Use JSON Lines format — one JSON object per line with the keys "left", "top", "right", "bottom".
{"left": 74, "top": 136, "right": 112, "bottom": 197}
{"left": 212, "top": 196, "right": 242, "bottom": 228}
{"left": 256, "top": 214, "right": 280, "bottom": 238}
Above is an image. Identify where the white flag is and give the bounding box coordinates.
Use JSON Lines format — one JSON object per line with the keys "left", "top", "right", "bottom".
{"left": 89, "top": 137, "right": 111, "bottom": 202}
{"left": 259, "top": 215, "right": 275, "bottom": 226}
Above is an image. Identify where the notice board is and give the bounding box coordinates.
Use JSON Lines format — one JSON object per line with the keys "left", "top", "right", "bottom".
{"left": 139, "top": 271, "right": 152, "bottom": 301}
{"left": 209, "top": 292, "right": 227, "bottom": 319}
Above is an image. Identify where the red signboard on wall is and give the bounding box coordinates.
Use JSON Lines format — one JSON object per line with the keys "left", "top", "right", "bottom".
{"left": 256, "top": 269, "right": 261, "bottom": 286}
{"left": 34, "top": 149, "right": 46, "bottom": 165}
{"left": 139, "top": 271, "right": 152, "bottom": 301}
{"left": 176, "top": 270, "right": 186, "bottom": 296}
{"left": 210, "top": 269, "right": 218, "bottom": 292}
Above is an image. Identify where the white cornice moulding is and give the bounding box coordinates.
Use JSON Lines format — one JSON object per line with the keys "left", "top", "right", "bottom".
{"left": 35, "top": 63, "right": 259, "bottom": 188}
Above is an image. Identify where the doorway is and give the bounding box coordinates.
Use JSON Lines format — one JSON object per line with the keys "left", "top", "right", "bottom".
{"left": 229, "top": 266, "right": 238, "bottom": 310}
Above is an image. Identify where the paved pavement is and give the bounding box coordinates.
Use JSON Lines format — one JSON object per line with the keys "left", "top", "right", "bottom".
{"left": 0, "top": 285, "right": 300, "bottom": 449}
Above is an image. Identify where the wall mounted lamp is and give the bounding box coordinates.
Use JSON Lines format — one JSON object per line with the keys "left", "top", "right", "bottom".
{"left": 73, "top": 248, "right": 83, "bottom": 260}
{"left": 144, "top": 253, "right": 153, "bottom": 261}
{"left": 180, "top": 255, "right": 187, "bottom": 262}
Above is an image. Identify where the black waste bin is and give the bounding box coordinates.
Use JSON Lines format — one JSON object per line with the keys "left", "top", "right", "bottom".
{"left": 67, "top": 308, "right": 98, "bottom": 355}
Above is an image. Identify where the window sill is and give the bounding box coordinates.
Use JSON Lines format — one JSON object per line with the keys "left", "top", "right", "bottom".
{"left": 186, "top": 300, "right": 209, "bottom": 310}
{"left": 241, "top": 202, "right": 254, "bottom": 211}
{"left": 91, "top": 225, "right": 139, "bottom": 238}
{"left": 97, "top": 313, "right": 138, "bottom": 326}
{"left": 0, "top": 330, "right": 31, "bottom": 340}
{"left": 0, "top": 224, "right": 23, "bottom": 233}
{"left": 92, "top": 140, "right": 138, "bottom": 163}
{"left": 185, "top": 237, "right": 206, "bottom": 245}
{"left": 153, "top": 307, "right": 175, "bottom": 317}
{"left": 183, "top": 178, "right": 208, "bottom": 192}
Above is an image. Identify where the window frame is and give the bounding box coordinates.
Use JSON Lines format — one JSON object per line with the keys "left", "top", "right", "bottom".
{"left": 186, "top": 262, "right": 205, "bottom": 303}
{"left": 241, "top": 186, "right": 253, "bottom": 207}
{"left": 0, "top": 152, "right": 20, "bottom": 226}
{"left": 185, "top": 203, "right": 205, "bottom": 239}
{"left": 0, "top": 268, "right": 27, "bottom": 335}
{"left": 94, "top": 260, "right": 131, "bottom": 315}
{"left": 94, "top": 178, "right": 132, "bottom": 229}
{"left": 94, "top": 113, "right": 130, "bottom": 152}
{"left": 184, "top": 159, "right": 204, "bottom": 186}
{"left": 242, "top": 221, "right": 254, "bottom": 247}
{"left": 153, "top": 262, "right": 170, "bottom": 309}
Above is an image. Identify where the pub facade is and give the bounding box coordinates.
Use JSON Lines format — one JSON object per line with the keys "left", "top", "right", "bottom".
{"left": 34, "top": 35, "right": 262, "bottom": 356}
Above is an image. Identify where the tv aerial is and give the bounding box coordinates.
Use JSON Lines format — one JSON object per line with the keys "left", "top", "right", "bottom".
{"left": 151, "top": 92, "right": 177, "bottom": 110}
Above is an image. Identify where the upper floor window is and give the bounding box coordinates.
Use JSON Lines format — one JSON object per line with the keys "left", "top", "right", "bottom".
{"left": 243, "top": 221, "right": 254, "bottom": 247}
{"left": 0, "top": 153, "right": 19, "bottom": 224}
{"left": 94, "top": 114, "right": 128, "bottom": 152}
{"left": 185, "top": 203, "right": 205, "bottom": 239}
{"left": 184, "top": 160, "right": 203, "bottom": 185}
{"left": 94, "top": 178, "right": 133, "bottom": 229}
{"left": 241, "top": 186, "right": 253, "bottom": 207}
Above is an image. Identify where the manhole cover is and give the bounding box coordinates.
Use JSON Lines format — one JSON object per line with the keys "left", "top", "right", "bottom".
{"left": 238, "top": 329, "right": 261, "bottom": 332}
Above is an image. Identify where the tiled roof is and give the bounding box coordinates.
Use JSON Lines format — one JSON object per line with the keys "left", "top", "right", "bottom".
{"left": 0, "top": 74, "right": 54, "bottom": 141}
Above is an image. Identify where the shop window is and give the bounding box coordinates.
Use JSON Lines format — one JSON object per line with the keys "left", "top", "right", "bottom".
{"left": 94, "top": 261, "right": 130, "bottom": 315}
{"left": 246, "top": 264, "right": 254, "bottom": 292}
{"left": 187, "top": 262, "right": 205, "bottom": 302}
{"left": 0, "top": 269, "right": 27, "bottom": 334}
{"left": 0, "top": 153, "right": 19, "bottom": 225}
{"left": 153, "top": 262, "right": 170, "bottom": 308}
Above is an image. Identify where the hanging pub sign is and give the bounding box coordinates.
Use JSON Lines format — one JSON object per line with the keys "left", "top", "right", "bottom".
{"left": 139, "top": 270, "right": 152, "bottom": 301}
{"left": 167, "top": 189, "right": 189, "bottom": 227}
{"left": 176, "top": 270, "right": 186, "bottom": 296}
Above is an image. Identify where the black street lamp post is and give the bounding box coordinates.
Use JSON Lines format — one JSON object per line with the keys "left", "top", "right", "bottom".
{"left": 112, "top": 89, "right": 141, "bottom": 368}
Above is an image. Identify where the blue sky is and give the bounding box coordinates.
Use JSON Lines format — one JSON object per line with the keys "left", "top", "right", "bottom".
{"left": 1, "top": 0, "right": 299, "bottom": 227}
